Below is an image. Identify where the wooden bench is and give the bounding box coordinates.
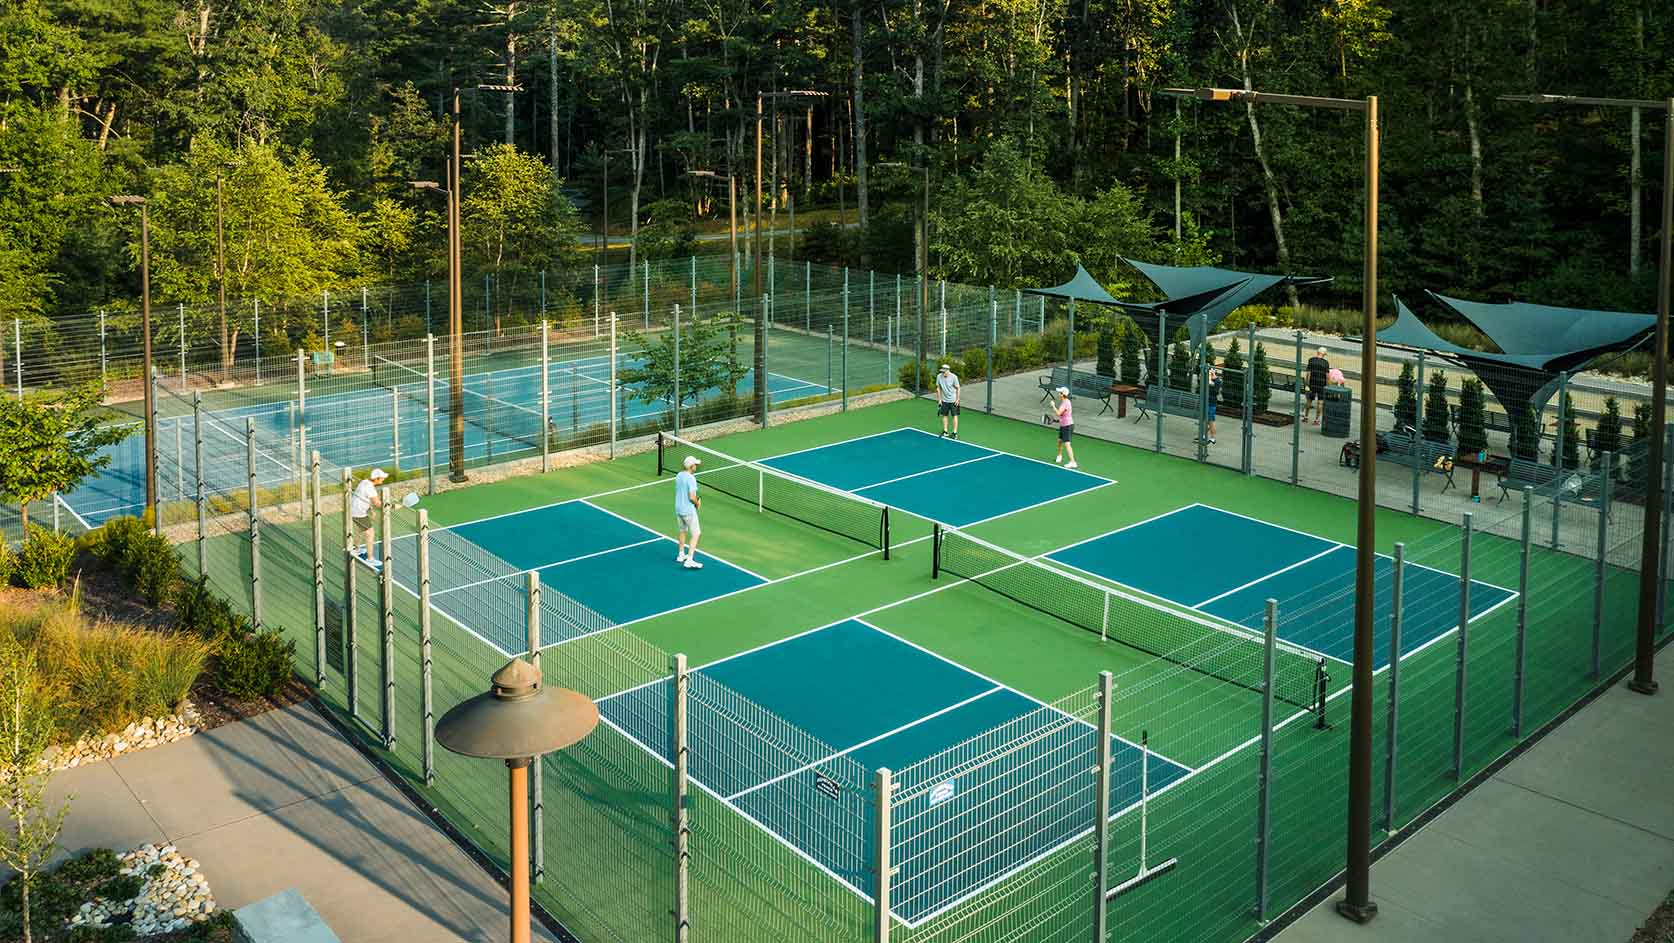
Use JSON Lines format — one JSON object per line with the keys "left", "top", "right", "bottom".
{"left": 1136, "top": 384, "right": 1201, "bottom": 423}
{"left": 1381, "top": 428, "right": 1456, "bottom": 490}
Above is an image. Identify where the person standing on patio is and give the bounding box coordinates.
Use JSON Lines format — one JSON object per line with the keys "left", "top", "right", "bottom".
{"left": 1306, "top": 347, "right": 1331, "bottom": 425}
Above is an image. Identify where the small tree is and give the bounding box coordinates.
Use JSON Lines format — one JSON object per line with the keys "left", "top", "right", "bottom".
{"left": 1595, "top": 396, "right": 1623, "bottom": 476}
{"left": 1422, "top": 370, "right": 1451, "bottom": 443}
{"left": 0, "top": 643, "right": 71, "bottom": 943}
{"left": 1222, "top": 339, "right": 1246, "bottom": 409}
{"left": 0, "top": 384, "right": 131, "bottom": 530}
{"left": 1095, "top": 321, "right": 1116, "bottom": 377}
{"left": 1456, "top": 379, "right": 1489, "bottom": 455}
{"left": 621, "top": 318, "right": 750, "bottom": 423}
{"left": 1551, "top": 392, "right": 1581, "bottom": 469}
{"left": 1630, "top": 401, "right": 1653, "bottom": 484}
{"left": 1167, "top": 340, "right": 1193, "bottom": 390}
{"left": 1119, "top": 318, "right": 1143, "bottom": 386}
{"left": 1511, "top": 406, "right": 1541, "bottom": 461}
{"left": 1251, "top": 342, "right": 1272, "bottom": 414}
{"left": 1393, "top": 361, "right": 1417, "bottom": 430}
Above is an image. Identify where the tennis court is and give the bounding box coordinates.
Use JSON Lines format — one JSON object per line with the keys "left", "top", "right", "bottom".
{"left": 596, "top": 617, "right": 1192, "bottom": 926}
{"left": 758, "top": 427, "right": 1111, "bottom": 526}
{"left": 387, "top": 498, "right": 765, "bottom": 655}
{"left": 1047, "top": 503, "right": 1520, "bottom": 669}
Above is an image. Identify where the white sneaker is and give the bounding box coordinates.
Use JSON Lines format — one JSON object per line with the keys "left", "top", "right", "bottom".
{"left": 683, "top": 558, "right": 704, "bottom": 569}
{"left": 1054, "top": 454, "right": 1063, "bottom": 464}
{"left": 1066, "top": 461, "right": 1079, "bottom": 469}
{"left": 676, "top": 550, "right": 688, "bottom": 563}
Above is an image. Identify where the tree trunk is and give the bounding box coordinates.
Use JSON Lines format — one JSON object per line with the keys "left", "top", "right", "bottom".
{"left": 851, "top": 0, "right": 869, "bottom": 230}
{"left": 96, "top": 100, "right": 116, "bottom": 151}
{"left": 1237, "top": 56, "right": 1298, "bottom": 308}
{"left": 1630, "top": 5, "right": 1644, "bottom": 275}
{"left": 804, "top": 104, "right": 814, "bottom": 200}
{"left": 550, "top": 31, "right": 561, "bottom": 183}
{"left": 1463, "top": 48, "right": 1484, "bottom": 218}
{"left": 505, "top": 7, "right": 518, "bottom": 145}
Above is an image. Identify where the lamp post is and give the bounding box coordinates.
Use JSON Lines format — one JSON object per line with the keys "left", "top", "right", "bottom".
{"left": 411, "top": 173, "right": 459, "bottom": 479}
{"left": 436, "top": 658, "right": 598, "bottom": 943}
{"left": 1163, "top": 86, "right": 1381, "bottom": 924}
{"left": 1500, "top": 93, "right": 1670, "bottom": 696}
{"left": 111, "top": 195, "right": 156, "bottom": 519}
{"left": 754, "top": 90, "right": 829, "bottom": 425}
{"left": 687, "top": 170, "right": 739, "bottom": 296}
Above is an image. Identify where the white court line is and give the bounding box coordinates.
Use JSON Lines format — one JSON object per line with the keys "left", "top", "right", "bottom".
{"left": 723, "top": 686, "right": 1006, "bottom": 801}
{"left": 427, "top": 536, "right": 667, "bottom": 598}
{"left": 850, "top": 453, "right": 1003, "bottom": 492}
{"left": 751, "top": 425, "right": 916, "bottom": 463}
{"left": 1192, "top": 546, "right": 1344, "bottom": 609}
{"left": 952, "top": 478, "right": 1116, "bottom": 530}
{"left": 578, "top": 498, "right": 771, "bottom": 583}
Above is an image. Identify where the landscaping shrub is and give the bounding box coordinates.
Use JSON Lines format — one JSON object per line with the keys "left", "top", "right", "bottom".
{"left": 0, "top": 539, "right": 15, "bottom": 587}
{"left": 1595, "top": 396, "right": 1623, "bottom": 475}
{"left": 1422, "top": 371, "right": 1451, "bottom": 443}
{"left": 961, "top": 346, "right": 989, "bottom": 383}
{"left": 82, "top": 515, "right": 180, "bottom": 605}
{"left": 1457, "top": 379, "right": 1489, "bottom": 455}
{"left": 175, "top": 577, "right": 247, "bottom": 641}
{"left": 1552, "top": 392, "right": 1580, "bottom": 469}
{"left": 1095, "top": 323, "right": 1116, "bottom": 377}
{"left": 1252, "top": 343, "right": 1272, "bottom": 414}
{"left": 214, "top": 628, "right": 296, "bottom": 700}
{"left": 1394, "top": 362, "right": 1417, "bottom": 430}
{"left": 15, "top": 525, "right": 77, "bottom": 589}
{"left": 1222, "top": 340, "right": 1245, "bottom": 409}
{"left": 1118, "top": 318, "right": 1143, "bottom": 386}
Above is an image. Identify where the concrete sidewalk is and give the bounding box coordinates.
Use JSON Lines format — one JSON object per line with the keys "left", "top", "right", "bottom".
{"left": 47, "top": 702, "right": 558, "bottom": 943}
{"left": 1275, "top": 646, "right": 1674, "bottom": 943}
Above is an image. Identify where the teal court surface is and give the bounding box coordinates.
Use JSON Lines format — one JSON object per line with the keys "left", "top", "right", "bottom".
{"left": 1047, "top": 503, "right": 1520, "bottom": 669}
{"left": 387, "top": 499, "right": 765, "bottom": 655}
{"left": 757, "top": 427, "right": 1111, "bottom": 526}
{"left": 596, "top": 618, "right": 1192, "bottom": 926}
{"left": 73, "top": 353, "right": 832, "bottom": 526}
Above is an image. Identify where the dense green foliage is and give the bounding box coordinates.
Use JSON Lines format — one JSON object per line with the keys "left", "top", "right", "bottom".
{"left": 1553, "top": 393, "right": 1581, "bottom": 469}
{"left": 2, "top": 0, "right": 1667, "bottom": 355}
{"left": 1596, "top": 396, "right": 1623, "bottom": 476}
{"left": 1118, "top": 318, "right": 1143, "bottom": 386}
{"left": 1394, "top": 362, "right": 1417, "bottom": 430}
{"left": 1422, "top": 370, "right": 1450, "bottom": 443}
{"left": 1251, "top": 343, "right": 1271, "bottom": 414}
{"left": 1221, "top": 340, "right": 1245, "bottom": 409}
{"left": 1456, "top": 379, "right": 1488, "bottom": 455}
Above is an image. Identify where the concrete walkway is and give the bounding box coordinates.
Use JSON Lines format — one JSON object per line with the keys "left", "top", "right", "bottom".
{"left": 46, "top": 702, "right": 558, "bottom": 943}
{"left": 1275, "top": 645, "right": 1674, "bottom": 943}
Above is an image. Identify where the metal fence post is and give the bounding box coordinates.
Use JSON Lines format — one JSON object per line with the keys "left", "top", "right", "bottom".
{"left": 1255, "top": 599, "right": 1278, "bottom": 921}
{"left": 295, "top": 349, "right": 306, "bottom": 425}
{"left": 939, "top": 279, "right": 948, "bottom": 357}
{"left": 246, "top": 417, "right": 262, "bottom": 628}
{"left": 1291, "top": 331, "right": 1303, "bottom": 485}
{"left": 1383, "top": 543, "right": 1404, "bottom": 830}
{"left": 593, "top": 264, "right": 601, "bottom": 337}
{"left": 689, "top": 256, "right": 696, "bottom": 321}
{"left": 418, "top": 508, "right": 434, "bottom": 784}
{"left": 986, "top": 298, "right": 996, "bottom": 414}
{"left": 99, "top": 311, "right": 107, "bottom": 382}
{"left": 609, "top": 314, "right": 619, "bottom": 458}
{"left": 311, "top": 451, "right": 324, "bottom": 687}
{"left": 869, "top": 270, "right": 876, "bottom": 344}
{"left": 253, "top": 299, "right": 261, "bottom": 384}
{"left": 1156, "top": 315, "right": 1168, "bottom": 453}
{"left": 873, "top": 767, "right": 893, "bottom": 943}
{"left": 827, "top": 325, "right": 834, "bottom": 396}
{"left": 643, "top": 260, "right": 651, "bottom": 330}
{"left": 1412, "top": 352, "right": 1426, "bottom": 515}
{"left": 361, "top": 286, "right": 370, "bottom": 368}
{"left": 149, "top": 366, "right": 162, "bottom": 533}
{"left": 1243, "top": 323, "right": 1256, "bottom": 475}
{"left": 425, "top": 335, "right": 437, "bottom": 495}
{"left": 1453, "top": 512, "right": 1473, "bottom": 778}
{"left": 1593, "top": 452, "right": 1612, "bottom": 679}
{"left": 672, "top": 305, "right": 682, "bottom": 433}
{"left": 13, "top": 318, "right": 20, "bottom": 399}
{"left": 193, "top": 393, "right": 207, "bottom": 579}
{"left": 842, "top": 286, "right": 850, "bottom": 412}
{"left": 805, "top": 260, "right": 812, "bottom": 331}
{"left": 1092, "top": 670, "right": 1113, "bottom": 942}
{"left": 541, "top": 321, "right": 552, "bottom": 469}
{"left": 672, "top": 653, "right": 690, "bottom": 943}
{"left": 1551, "top": 372, "right": 1570, "bottom": 548}
{"left": 525, "top": 570, "right": 544, "bottom": 881}
{"left": 177, "top": 302, "right": 186, "bottom": 386}
{"left": 1513, "top": 486, "right": 1533, "bottom": 737}
{"left": 379, "top": 487, "right": 395, "bottom": 748}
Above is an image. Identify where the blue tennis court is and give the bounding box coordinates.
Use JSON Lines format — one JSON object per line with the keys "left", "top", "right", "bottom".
{"left": 1048, "top": 504, "right": 1519, "bottom": 669}
{"left": 387, "top": 499, "right": 764, "bottom": 655}
{"left": 597, "top": 618, "right": 1191, "bottom": 925}
{"left": 761, "top": 428, "right": 1110, "bottom": 526}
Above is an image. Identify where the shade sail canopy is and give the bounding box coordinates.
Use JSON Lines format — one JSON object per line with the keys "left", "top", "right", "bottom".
{"left": 1115, "top": 258, "right": 1333, "bottom": 350}
{"left": 1427, "top": 292, "right": 1654, "bottom": 374}
{"left": 1022, "top": 264, "right": 1122, "bottom": 306}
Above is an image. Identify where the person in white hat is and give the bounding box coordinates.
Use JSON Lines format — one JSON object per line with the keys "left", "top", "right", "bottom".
{"left": 935, "top": 362, "right": 962, "bottom": 439}
{"left": 351, "top": 468, "right": 389, "bottom": 568}
{"left": 1051, "top": 387, "right": 1078, "bottom": 468}
{"left": 673, "top": 455, "right": 704, "bottom": 569}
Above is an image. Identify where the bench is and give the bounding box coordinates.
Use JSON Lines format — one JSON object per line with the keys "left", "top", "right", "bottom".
{"left": 1495, "top": 457, "right": 1602, "bottom": 504}
{"left": 1038, "top": 366, "right": 1115, "bottom": 415}
{"left": 1136, "top": 384, "right": 1201, "bottom": 423}
{"left": 1381, "top": 428, "right": 1456, "bottom": 490}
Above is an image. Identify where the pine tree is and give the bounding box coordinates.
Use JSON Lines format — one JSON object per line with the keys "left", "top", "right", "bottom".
{"left": 1119, "top": 318, "right": 1143, "bottom": 387}
{"left": 1394, "top": 361, "right": 1417, "bottom": 431}
{"left": 1168, "top": 340, "right": 1193, "bottom": 391}
{"left": 1595, "top": 396, "right": 1623, "bottom": 477}
{"left": 1252, "top": 342, "right": 1272, "bottom": 414}
{"left": 1222, "top": 339, "right": 1246, "bottom": 409}
{"left": 1511, "top": 406, "right": 1541, "bottom": 461}
{"left": 1456, "top": 379, "right": 1489, "bottom": 455}
{"left": 1629, "top": 401, "right": 1652, "bottom": 485}
{"left": 1552, "top": 393, "right": 1580, "bottom": 469}
{"left": 1422, "top": 370, "right": 1451, "bottom": 443}
{"left": 1096, "top": 321, "right": 1116, "bottom": 377}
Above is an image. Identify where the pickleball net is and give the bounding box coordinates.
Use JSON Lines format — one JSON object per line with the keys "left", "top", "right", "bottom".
{"left": 372, "top": 353, "right": 548, "bottom": 456}
{"left": 933, "top": 523, "right": 1325, "bottom": 713}
{"left": 657, "top": 431, "right": 891, "bottom": 557}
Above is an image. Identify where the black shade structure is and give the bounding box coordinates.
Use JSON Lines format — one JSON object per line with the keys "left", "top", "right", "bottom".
{"left": 1116, "top": 258, "right": 1333, "bottom": 350}
{"left": 1022, "top": 264, "right": 1123, "bottom": 370}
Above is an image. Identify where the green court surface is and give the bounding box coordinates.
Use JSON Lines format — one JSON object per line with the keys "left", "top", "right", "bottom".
{"left": 223, "top": 395, "right": 1650, "bottom": 943}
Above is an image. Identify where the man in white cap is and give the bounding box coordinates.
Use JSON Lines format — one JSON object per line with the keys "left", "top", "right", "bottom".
{"left": 351, "top": 468, "right": 389, "bottom": 568}
{"left": 935, "top": 362, "right": 961, "bottom": 439}
{"left": 673, "top": 455, "right": 704, "bottom": 569}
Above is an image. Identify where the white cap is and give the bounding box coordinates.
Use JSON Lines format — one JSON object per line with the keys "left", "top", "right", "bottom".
{"left": 683, "top": 455, "right": 701, "bottom": 468}
{"left": 939, "top": 363, "right": 951, "bottom": 371}
{"left": 369, "top": 468, "right": 389, "bottom": 481}
{"left": 1055, "top": 386, "right": 1070, "bottom": 396}
{"left": 1317, "top": 347, "right": 1328, "bottom": 357}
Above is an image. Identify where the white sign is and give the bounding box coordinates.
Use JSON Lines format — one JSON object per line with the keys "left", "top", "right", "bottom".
{"left": 929, "top": 779, "right": 958, "bottom": 807}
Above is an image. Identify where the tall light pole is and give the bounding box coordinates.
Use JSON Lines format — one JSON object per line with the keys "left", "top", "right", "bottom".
{"left": 1501, "top": 93, "right": 1672, "bottom": 696}
{"left": 449, "top": 89, "right": 467, "bottom": 481}
{"left": 754, "top": 89, "right": 828, "bottom": 425}
{"left": 687, "top": 170, "right": 739, "bottom": 296}
{"left": 111, "top": 195, "right": 156, "bottom": 518}
{"left": 1164, "top": 86, "right": 1381, "bottom": 924}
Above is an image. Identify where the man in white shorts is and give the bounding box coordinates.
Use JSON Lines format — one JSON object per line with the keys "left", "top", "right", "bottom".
{"left": 674, "top": 455, "right": 704, "bottom": 569}
{"left": 350, "top": 468, "right": 388, "bottom": 569}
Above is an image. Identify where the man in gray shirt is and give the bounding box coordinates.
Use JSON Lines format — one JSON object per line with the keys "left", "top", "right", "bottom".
{"left": 935, "top": 363, "right": 961, "bottom": 439}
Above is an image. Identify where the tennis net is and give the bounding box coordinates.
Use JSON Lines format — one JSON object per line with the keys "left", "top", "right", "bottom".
{"left": 372, "top": 354, "right": 548, "bottom": 455}
{"left": 933, "top": 524, "right": 1323, "bottom": 713}
{"left": 657, "top": 432, "right": 891, "bottom": 557}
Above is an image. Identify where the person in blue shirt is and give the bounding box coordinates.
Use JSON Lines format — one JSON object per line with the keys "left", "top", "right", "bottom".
{"left": 674, "top": 455, "right": 704, "bottom": 569}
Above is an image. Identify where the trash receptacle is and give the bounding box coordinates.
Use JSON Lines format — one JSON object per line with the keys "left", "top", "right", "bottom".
{"left": 1321, "top": 384, "right": 1352, "bottom": 438}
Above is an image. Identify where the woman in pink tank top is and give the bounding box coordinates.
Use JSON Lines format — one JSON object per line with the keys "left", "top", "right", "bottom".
{"left": 1052, "top": 386, "right": 1078, "bottom": 469}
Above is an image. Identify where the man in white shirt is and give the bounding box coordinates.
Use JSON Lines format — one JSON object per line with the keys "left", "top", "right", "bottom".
{"left": 935, "top": 363, "right": 962, "bottom": 439}
{"left": 351, "top": 468, "right": 388, "bottom": 568}
{"left": 674, "top": 455, "right": 704, "bottom": 569}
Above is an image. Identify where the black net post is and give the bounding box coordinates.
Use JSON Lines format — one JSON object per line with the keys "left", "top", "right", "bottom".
{"left": 1382, "top": 542, "right": 1404, "bottom": 829}
{"left": 1452, "top": 511, "right": 1473, "bottom": 778}
{"left": 931, "top": 523, "right": 941, "bottom": 578}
